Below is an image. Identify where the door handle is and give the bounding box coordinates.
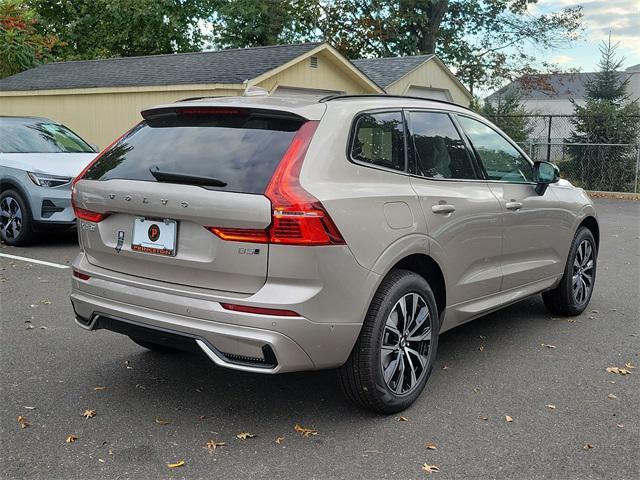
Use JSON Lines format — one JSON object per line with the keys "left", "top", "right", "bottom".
{"left": 505, "top": 201, "right": 523, "bottom": 211}
{"left": 431, "top": 204, "right": 456, "bottom": 214}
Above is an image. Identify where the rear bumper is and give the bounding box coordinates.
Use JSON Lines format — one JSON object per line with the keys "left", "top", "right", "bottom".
{"left": 70, "top": 249, "right": 379, "bottom": 373}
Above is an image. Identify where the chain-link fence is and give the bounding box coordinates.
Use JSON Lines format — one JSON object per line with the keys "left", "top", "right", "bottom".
{"left": 492, "top": 114, "right": 640, "bottom": 193}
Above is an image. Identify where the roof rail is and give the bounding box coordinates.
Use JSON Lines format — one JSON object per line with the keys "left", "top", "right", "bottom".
{"left": 318, "top": 93, "right": 473, "bottom": 111}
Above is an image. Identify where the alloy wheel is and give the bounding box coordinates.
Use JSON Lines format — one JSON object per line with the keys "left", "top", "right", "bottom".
{"left": 572, "top": 239, "right": 594, "bottom": 304}
{"left": 0, "top": 196, "right": 22, "bottom": 241}
{"left": 380, "top": 292, "right": 432, "bottom": 395}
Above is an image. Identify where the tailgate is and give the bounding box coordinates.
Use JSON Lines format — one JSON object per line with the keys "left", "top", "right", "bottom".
{"left": 75, "top": 179, "right": 271, "bottom": 293}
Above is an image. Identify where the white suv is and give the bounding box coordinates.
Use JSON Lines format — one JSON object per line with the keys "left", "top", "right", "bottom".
{"left": 70, "top": 95, "right": 598, "bottom": 412}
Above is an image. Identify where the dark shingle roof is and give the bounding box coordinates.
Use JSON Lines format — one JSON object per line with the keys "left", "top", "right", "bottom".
{"left": 352, "top": 55, "right": 434, "bottom": 88}
{"left": 487, "top": 71, "right": 636, "bottom": 101}
{"left": 0, "top": 43, "right": 322, "bottom": 92}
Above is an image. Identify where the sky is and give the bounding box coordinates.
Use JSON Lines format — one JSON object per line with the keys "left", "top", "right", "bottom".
{"left": 533, "top": 0, "right": 640, "bottom": 72}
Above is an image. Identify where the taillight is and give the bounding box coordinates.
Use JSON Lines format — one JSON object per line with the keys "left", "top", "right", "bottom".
{"left": 71, "top": 127, "right": 136, "bottom": 223}
{"left": 207, "top": 120, "right": 345, "bottom": 246}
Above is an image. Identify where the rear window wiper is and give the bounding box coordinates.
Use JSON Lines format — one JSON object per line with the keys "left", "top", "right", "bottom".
{"left": 149, "top": 166, "right": 227, "bottom": 187}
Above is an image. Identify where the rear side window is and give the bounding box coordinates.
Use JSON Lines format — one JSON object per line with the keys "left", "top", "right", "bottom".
{"left": 0, "top": 122, "right": 94, "bottom": 154}
{"left": 83, "top": 111, "right": 303, "bottom": 194}
{"left": 350, "top": 112, "right": 405, "bottom": 171}
{"left": 407, "top": 111, "right": 477, "bottom": 180}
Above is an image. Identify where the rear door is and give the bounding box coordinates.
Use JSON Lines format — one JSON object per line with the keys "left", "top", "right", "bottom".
{"left": 74, "top": 107, "right": 306, "bottom": 294}
{"left": 407, "top": 110, "right": 503, "bottom": 307}
{"left": 456, "top": 115, "right": 567, "bottom": 290}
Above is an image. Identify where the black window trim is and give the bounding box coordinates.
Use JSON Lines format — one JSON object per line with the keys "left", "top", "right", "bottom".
{"left": 346, "top": 108, "right": 410, "bottom": 176}
{"left": 405, "top": 108, "right": 485, "bottom": 183}
{"left": 454, "top": 113, "right": 537, "bottom": 186}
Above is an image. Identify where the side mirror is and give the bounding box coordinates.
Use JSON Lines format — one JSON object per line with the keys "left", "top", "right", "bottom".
{"left": 533, "top": 161, "right": 560, "bottom": 195}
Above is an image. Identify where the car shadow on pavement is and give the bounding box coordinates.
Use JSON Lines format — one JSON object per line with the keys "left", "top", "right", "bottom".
{"left": 71, "top": 294, "right": 554, "bottom": 428}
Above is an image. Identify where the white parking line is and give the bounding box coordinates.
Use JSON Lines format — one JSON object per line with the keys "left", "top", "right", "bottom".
{"left": 0, "top": 253, "right": 70, "bottom": 269}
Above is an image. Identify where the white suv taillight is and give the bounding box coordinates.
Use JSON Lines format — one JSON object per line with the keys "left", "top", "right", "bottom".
{"left": 207, "top": 121, "right": 345, "bottom": 246}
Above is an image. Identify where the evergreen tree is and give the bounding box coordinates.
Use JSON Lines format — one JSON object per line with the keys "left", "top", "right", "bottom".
{"left": 567, "top": 38, "right": 640, "bottom": 192}
{"left": 473, "top": 92, "right": 532, "bottom": 144}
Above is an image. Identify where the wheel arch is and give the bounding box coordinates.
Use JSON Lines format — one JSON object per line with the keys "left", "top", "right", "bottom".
{"left": 578, "top": 216, "right": 599, "bottom": 250}
{"left": 386, "top": 253, "right": 446, "bottom": 319}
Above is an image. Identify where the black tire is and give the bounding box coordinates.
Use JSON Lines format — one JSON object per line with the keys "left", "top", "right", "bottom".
{"left": 338, "top": 269, "right": 439, "bottom": 414}
{"left": 0, "top": 189, "right": 35, "bottom": 246}
{"left": 542, "top": 227, "right": 597, "bottom": 316}
{"left": 129, "top": 336, "right": 181, "bottom": 353}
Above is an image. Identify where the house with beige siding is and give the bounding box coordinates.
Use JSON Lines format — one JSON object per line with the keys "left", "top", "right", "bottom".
{"left": 0, "top": 42, "right": 471, "bottom": 148}
{"left": 353, "top": 54, "right": 472, "bottom": 106}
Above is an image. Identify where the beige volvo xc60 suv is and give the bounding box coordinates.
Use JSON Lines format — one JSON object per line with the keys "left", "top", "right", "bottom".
{"left": 70, "top": 95, "right": 598, "bottom": 413}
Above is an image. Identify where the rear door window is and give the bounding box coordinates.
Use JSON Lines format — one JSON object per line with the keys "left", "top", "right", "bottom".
{"left": 350, "top": 111, "right": 406, "bottom": 171}
{"left": 407, "top": 111, "right": 478, "bottom": 179}
{"left": 83, "top": 110, "right": 303, "bottom": 194}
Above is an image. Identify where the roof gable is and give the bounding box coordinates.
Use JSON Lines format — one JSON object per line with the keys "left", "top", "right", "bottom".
{"left": 0, "top": 43, "right": 323, "bottom": 92}
{"left": 352, "top": 55, "right": 434, "bottom": 88}
{"left": 487, "top": 71, "right": 635, "bottom": 101}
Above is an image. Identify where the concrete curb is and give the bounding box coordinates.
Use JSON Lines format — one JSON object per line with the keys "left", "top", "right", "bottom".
{"left": 587, "top": 191, "right": 639, "bottom": 201}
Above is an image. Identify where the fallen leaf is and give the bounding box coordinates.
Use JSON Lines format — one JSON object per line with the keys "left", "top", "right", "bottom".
{"left": 93, "top": 386, "right": 107, "bottom": 391}
{"left": 607, "top": 393, "right": 617, "bottom": 400}
{"left": 478, "top": 345, "right": 485, "bottom": 352}
{"left": 616, "top": 423, "right": 624, "bottom": 429}
{"left": 17, "top": 416, "right": 31, "bottom": 428}
{"left": 167, "top": 460, "right": 184, "bottom": 468}
{"left": 236, "top": 432, "right": 256, "bottom": 440}
{"left": 82, "top": 409, "right": 96, "bottom": 419}
{"left": 40, "top": 299, "right": 51, "bottom": 305}
{"left": 276, "top": 436, "right": 285, "bottom": 444}
{"left": 583, "top": 443, "right": 593, "bottom": 450}
{"left": 155, "top": 417, "right": 171, "bottom": 425}
{"left": 198, "top": 415, "right": 207, "bottom": 420}
{"left": 541, "top": 343, "right": 556, "bottom": 349}
{"left": 98, "top": 459, "right": 105, "bottom": 463}
{"left": 195, "top": 387, "right": 204, "bottom": 393}
{"left": 422, "top": 463, "right": 440, "bottom": 474}
{"left": 206, "top": 440, "right": 225, "bottom": 450}
{"left": 397, "top": 416, "right": 409, "bottom": 422}
{"left": 124, "top": 360, "right": 133, "bottom": 369}
{"left": 441, "top": 365, "right": 449, "bottom": 370}
{"left": 66, "top": 435, "right": 78, "bottom": 443}
{"left": 479, "top": 415, "right": 489, "bottom": 421}
{"left": 294, "top": 423, "right": 318, "bottom": 436}
{"left": 606, "top": 367, "right": 631, "bottom": 375}
{"left": 505, "top": 415, "right": 513, "bottom": 422}
{"left": 624, "top": 362, "right": 636, "bottom": 370}
{"left": 546, "top": 404, "right": 556, "bottom": 409}
{"left": 472, "top": 387, "right": 481, "bottom": 394}
{"left": 426, "top": 443, "right": 437, "bottom": 450}
{"left": 610, "top": 380, "right": 616, "bottom": 384}
{"left": 23, "top": 406, "right": 36, "bottom": 410}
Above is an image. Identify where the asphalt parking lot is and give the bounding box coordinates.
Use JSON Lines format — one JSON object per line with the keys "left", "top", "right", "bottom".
{"left": 1, "top": 199, "right": 638, "bottom": 480}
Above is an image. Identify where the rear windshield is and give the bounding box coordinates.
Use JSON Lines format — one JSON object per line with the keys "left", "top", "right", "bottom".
{"left": 83, "top": 111, "right": 303, "bottom": 194}
{"left": 0, "top": 122, "right": 95, "bottom": 153}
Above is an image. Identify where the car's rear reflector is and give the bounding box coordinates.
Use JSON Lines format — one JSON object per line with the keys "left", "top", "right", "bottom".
{"left": 72, "top": 269, "right": 90, "bottom": 281}
{"left": 220, "top": 303, "right": 300, "bottom": 317}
